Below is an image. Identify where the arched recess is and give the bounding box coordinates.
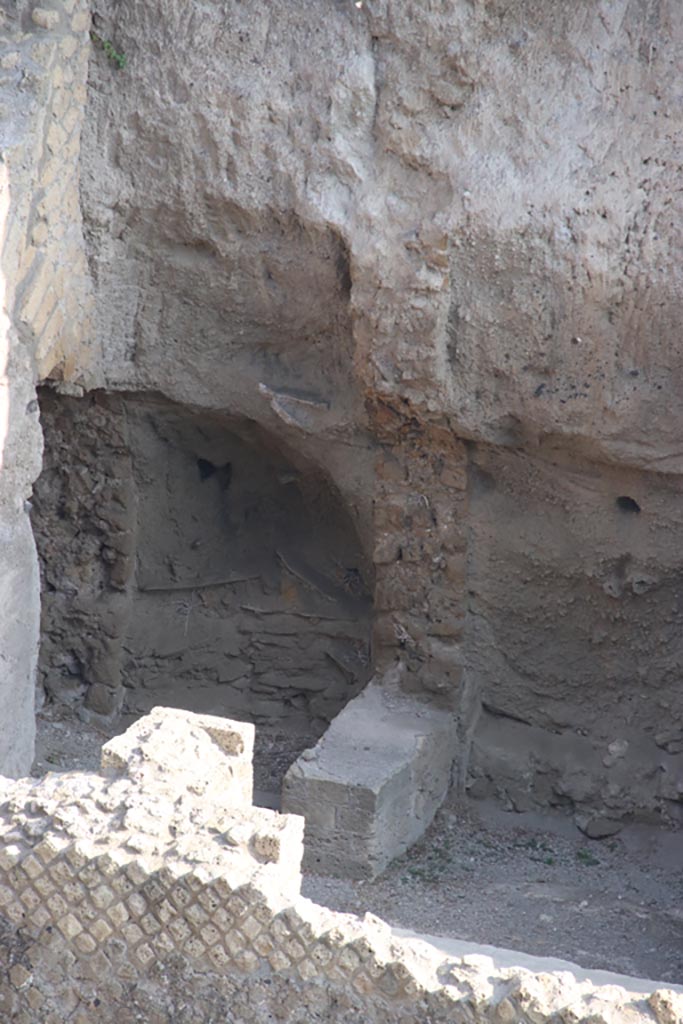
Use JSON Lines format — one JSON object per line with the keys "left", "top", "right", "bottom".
{"left": 31, "top": 388, "right": 373, "bottom": 797}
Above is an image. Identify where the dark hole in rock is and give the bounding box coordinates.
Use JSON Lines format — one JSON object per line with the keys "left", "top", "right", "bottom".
{"left": 197, "top": 457, "right": 217, "bottom": 480}
{"left": 470, "top": 463, "right": 496, "bottom": 495}
{"left": 616, "top": 496, "right": 641, "bottom": 514}
{"left": 198, "top": 457, "right": 232, "bottom": 487}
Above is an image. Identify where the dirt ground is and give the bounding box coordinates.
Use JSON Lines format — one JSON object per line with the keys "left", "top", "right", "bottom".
{"left": 32, "top": 704, "right": 683, "bottom": 986}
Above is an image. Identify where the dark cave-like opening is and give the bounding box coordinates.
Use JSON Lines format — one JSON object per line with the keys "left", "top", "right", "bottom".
{"left": 31, "top": 387, "right": 373, "bottom": 800}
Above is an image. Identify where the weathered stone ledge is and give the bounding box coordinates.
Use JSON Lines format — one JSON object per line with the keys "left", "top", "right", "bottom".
{"left": 1, "top": 708, "right": 680, "bottom": 1024}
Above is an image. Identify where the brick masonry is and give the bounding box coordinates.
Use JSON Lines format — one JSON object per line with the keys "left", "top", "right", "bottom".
{"left": 0, "top": 0, "right": 94, "bottom": 776}
{"left": 2, "top": 0, "right": 94, "bottom": 383}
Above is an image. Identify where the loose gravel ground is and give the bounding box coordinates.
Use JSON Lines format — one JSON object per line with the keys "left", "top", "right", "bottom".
{"left": 304, "top": 796, "right": 683, "bottom": 984}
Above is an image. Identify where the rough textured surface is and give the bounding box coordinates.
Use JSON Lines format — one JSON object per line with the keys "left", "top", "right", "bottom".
{"left": 30, "top": 389, "right": 135, "bottom": 714}
{"left": 51, "top": 0, "right": 679, "bottom": 828}
{"left": 464, "top": 444, "right": 683, "bottom": 826}
{"left": 283, "top": 676, "right": 458, "bottom": 879}
{"left": 1, "top": 0, "right": 682, "bottom": 832}
{"left": 31, "top": 702, "right": 683, "bottom": 983}
{"left": 0, "top": 0, "right": 679, "bottom": 1002}
{"left": 0, "top": 0, "right": 92, "bottom": 775}
{"left": 32, "top": 388, "right": 372, "bottom": 727}
{"left": 2, "top": 707, "right": 681, "bottom": 1024}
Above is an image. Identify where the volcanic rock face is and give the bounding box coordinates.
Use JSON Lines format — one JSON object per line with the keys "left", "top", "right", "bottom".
{"left": 3, "top": 1, "right": 683, "bottom": 827}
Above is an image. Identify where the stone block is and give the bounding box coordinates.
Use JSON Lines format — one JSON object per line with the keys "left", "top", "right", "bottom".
{"left": 61, "top": 36, "right": 78, "bottom": 58}
{"left": 31, "top": 220, "right": 48, "bottom": 247}
{"left": 282, "top": 679, "right": 457, "bottom": 879}
{"left": 31, "top": 8, "right": 60, "bottom": 30}
{"left": 101, "top": 706, "right": 255, "bottom": 810}
{"left": 72, "top": 9, "right": 90, "bottom": 32}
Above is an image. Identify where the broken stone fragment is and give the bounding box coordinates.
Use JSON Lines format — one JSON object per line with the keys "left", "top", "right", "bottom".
{"left": 649, "top": 989, "right": 683, "bottom": 1024}
{"left": 602, "top": 738, "right": 629, "bottom": 767}
{"left": 575, "top": 813, "right": 624, "bottom": 840}
{"left": 505, "top": 786, "right": 535, "bottom": 814}
{"left": 654, "top": 731, "right": 683, "bottom": 756}
{"left": 83, "top": 683, "right": 118, "bottom": 716}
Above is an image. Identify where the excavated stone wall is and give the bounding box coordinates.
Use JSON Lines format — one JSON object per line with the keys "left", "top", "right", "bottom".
{"left": 0, "top": 0, "right": 93, "bottom": 775}
{"left": 1, "top": 707, "right": 681, "bottom": 1024}
{"left": 32, "top": 388, "right": 372, "bottom": 729}
{"left": 30, "top": 389, "right": 135, "bottom": 714}
{"left": 1, "top": 0, "right": 683, "bottom": 838}
{"left": 69, "top": 0, "right": 683, "bottom": 828}
{"left": 465, "top": 444, "right": 683, "bottom": 827}
{"left": 1, "top": 0, "right": 93, "bottom": 383}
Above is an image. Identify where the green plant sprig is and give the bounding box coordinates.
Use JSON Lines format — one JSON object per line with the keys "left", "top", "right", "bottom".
{"left": 90, "top": 31, "right": 127, "bottom": 70}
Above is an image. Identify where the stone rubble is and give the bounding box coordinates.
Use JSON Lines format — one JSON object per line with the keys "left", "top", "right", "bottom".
{"left": 0, "top": 708, "right": 681, "bottom": 1024}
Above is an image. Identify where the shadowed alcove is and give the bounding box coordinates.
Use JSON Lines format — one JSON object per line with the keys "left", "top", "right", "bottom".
{"left": 31, "top": 388, "right": 373, "bottom": 800}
